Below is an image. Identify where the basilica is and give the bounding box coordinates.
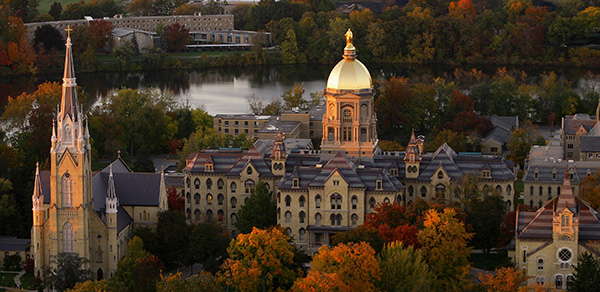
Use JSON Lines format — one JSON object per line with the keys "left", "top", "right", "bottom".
{"left": 182, "top": 30, "right": 517, "bottom": 252}
{"left": 31, "top": 32, "right": 168, "bottom": 280}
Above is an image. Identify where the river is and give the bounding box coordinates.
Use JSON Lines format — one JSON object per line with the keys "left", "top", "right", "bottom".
{"left": 2, "top": 63, "right": 600, "bottom": 115}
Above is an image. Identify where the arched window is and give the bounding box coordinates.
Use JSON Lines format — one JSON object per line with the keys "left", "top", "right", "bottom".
{"left": 555, "top": 275, "right": 563, "bottom": 289}
{"left": 277, "top": 207, "right": 280, "bottom": 220}
{"left": 244, "top": 197, "right": 248, "bottom": 204}
{"left": 285, "top": 227, "right": 292, "bottom": 237}
{"left": 217, "top": 209, "right": 224, "bottom": 222}
{"left": 299, "top": 196, "right": 306, "bottom": 208}
{"left": 330, "top": 194, "right": 342, "bottom": 209}
{"left": 299, "top": 211, "right": 306, "bottom": 223}
{"left": 299, "top": 228, "right": 306, "bottom": 241}
{"left": 548, "top": 187, "right": 552, "bottom": 198}
{"left": 530, "top": 186, "right": 534, "bottom": 196}
{"left": 435, "top": 184, "right": 446, "bottom": 198}
{"left": 194, "top": 209, "right": 201, "bottom": 221}
{"left": 315, "top": 195, "right": 321, "bottom": 209}
{"left": 186, "top": 208, "right": 191, "bottom": 218}
{"left": 529, "top": 200, "right": 533, "bottom": 209}
{"left": 330, "top": 214, "right": 336, "bottom": 226}
{"left": 217, "top": 194, "right": 224, "bottom": 205}
{"left": 408, "top": 186, "right": 414, "bottom": 197}
{"left": 315, "top": 213, "right": 321, "bottom": 225}
{"left": 62, "top": 173, "right": 73, "bottom": 207}
{"left": 97, "top": 268, "right": 103, "bottom": 281}
{"left": 496, "top": 185, "right": 502, "bottom": 194}
{"left": 342, "top": 108, "right": 352, "bottom": 123}
{"left": 194, "top": 178, "right": 200, "bottom": 189}
{"left": 230, "top": 182, "right": 237, "bottom": 193}
{"left": 247, "top": 167, "right": 253, "bottom": 175}
{"left": 539, "top": 186, "right": 543, "bottom": 196}
{"left": 420, "top": 186, "right": 427, "bottom": 198}
{"left": 538, "top": 258, "right": 544, "bottom": 270}
{"left": 336, "top": 214, "right": 342, "bottom": 226}
{"left": 264, "top": 183, "right": 270, "bottom": 190}
{"left": 231, "top": 213, "right": 237, "bottom": 223}
{"left": 217, "top": 179, "right": 224, "bottom": 190}
{"left": 285, "top": 195, "right": 292, "bottom": 207}
{"left": 244, "top": 179, "right": 255, "bottom": 193}
{"left": 369, "top": 197, "right": 376, "bottom": 209}
{"left": 63, "top": 221, "right": 74, "bottom": 253}
{"left": 186, "top": 178, "right": 190, "bottom": 188}
{"left": 277, "top": 192, "right": 281, "bottom": 203}
{"left": 438, "top": 171, "right": 444, "bottom": 179}
{"left": 383, "top": 197, "right": 390, "bottom": 204}
{"left": 230, "top": 197, "right": 237, "bottom": 209}
{"left": 351, "top": 214, "right": 358, "bottom": 226}
{"left": 506, "top": 185, "right": 512, "bottom": 196}
{"left": 206, "top": 209, "right": 213, "bottom": 221}
{"left": 285, "top": 211, "right": 291, "bottom": 224}
{"left": 538, "top": 200, "right": 543, "bottom": 209}
{"left": 143, "top": 211, "right": 147, "bottom": 221}
{"left": 207, "top": 194, "right": 213, "bottom": 205}
{"left": 206, "top": 178, "right": 212, "bottom": 189}
{"left": 352, "top": 196, "right": 358, "bottom": 209}
{"left": 506, "top": 200, "right": 511, "bottom": 211}
{"left": 194, "top": 193, "right": 200, "bottom": 205}
{"left": 186, "top": 192, "right": 190, "bottom": 202}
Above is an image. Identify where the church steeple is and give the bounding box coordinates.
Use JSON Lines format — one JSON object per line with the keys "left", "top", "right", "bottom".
{"left": 60, "top": 26, "right": 79, "bottom": 123}
{"left": 32, "top": 162, "right": 44, "bottom": 211}
{"left": 106, "top": 166, "right": 118, "bottom": 214}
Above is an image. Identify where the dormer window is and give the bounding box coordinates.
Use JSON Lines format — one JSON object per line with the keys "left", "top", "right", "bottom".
{"left": 587, "top": 169, "right": 592, "bottom": 177}
{"left": 552, "top": 169, "right": 557, "bottom": 180}
{"left": 482, "top": 170, "right": 491, "bottom": 178}
{"left": 376, "top": 180, "right": 383, "bottom": 190}
{"left": 390, "top": 168, "right": 398, "bottom": 176}
{"left": 205, "top": 163, "right": 213, "bottom": 172}
{"left": 561, "top": 214, "right": 571, "bottom": 228}
{"left": 534, "top": 169, "right": 539, "bottom": 180}
{"left": 247, "top": 167, "right": 253, "bottom": 175}
{"left": 437, "top": 171, "right": 443, "bottom": 179}
{"left": 293, "top": 178, "right": 299, "bottom": 188}
{"left": 333, "top": 180, "right": 339, "bottom": 186}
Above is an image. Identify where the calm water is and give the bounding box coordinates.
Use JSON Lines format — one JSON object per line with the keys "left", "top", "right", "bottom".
{"left": 2, "top": 64, "right": 600, "bottom": 115}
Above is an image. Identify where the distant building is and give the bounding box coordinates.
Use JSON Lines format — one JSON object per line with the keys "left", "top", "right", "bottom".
{"left": 481, "top": 116, "right": 519, "bottom": 155}
{"left": 109, "top": 28, "right": 155, "bottom": 51}
{"left": 510, "top": 171, "right": 600, "bottom": 288}
{"left": 560, "top": 110, "right": 600, "bottom": 161}
{"left": 0, "top": 237, "right": 30, "bottom": 266}
{"left": 213, "top": 114, "right": 273, "bottom": 138}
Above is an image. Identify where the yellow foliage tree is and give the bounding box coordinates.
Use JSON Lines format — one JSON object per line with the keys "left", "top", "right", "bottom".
{"left": 478, "top": 267, "right": 557, "bottom": 292}
{"left": 292, "top": 242, "right": 380, "bottom": 292}
{"left": 218, "top": 227, "right": 300, "bottom": 292}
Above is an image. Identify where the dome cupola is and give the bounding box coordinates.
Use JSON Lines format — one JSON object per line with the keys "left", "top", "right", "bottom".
{"left": 326, "top": 29, "right": 372, "bottom": 92}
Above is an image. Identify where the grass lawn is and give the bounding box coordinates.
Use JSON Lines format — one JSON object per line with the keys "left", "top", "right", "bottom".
{"left": 0, "top": 272, "right": 16, "bottom": 288}
{"left": 469, "top": 250, "right": 512, "bottom": 271}
{"left": 20, "top": 271, "right": 36, "bottom": 290}
{"left": 37, "top": 0, "right": 81, "bottom": 16}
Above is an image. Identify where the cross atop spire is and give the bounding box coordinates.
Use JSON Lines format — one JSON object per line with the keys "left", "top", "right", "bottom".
{"left": 65, "top": 25, "right": 73, "bottom": 39}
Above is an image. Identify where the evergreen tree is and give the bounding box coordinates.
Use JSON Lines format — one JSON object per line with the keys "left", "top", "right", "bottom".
{"left": 568, "top": 252, "right": 600, "bottom": 292}
{"left": 235, "top": 182, "right": 277, "bottom": 234}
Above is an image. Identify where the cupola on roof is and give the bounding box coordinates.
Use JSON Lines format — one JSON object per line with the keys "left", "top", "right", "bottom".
{"left": 326, "top": 29, "right": 372, "bottom": 91}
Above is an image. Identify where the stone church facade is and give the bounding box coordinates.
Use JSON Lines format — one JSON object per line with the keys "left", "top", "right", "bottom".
{"left": 183, "top": 30, "right": 517, "bottom": 251}
{"left": 31, "top": 34, "right": 168, "bottom": 281}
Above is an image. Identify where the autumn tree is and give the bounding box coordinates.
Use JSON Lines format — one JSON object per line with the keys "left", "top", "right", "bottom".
{"left": 418, "top": 208, "right": 473, "bottom": 291}
{"left": 0, "top": 16, "right": 36, "bottom": 75}
{"left": 331, "top": 227, "right": 385, "bottom": 254}
{"left": 377, "top": 242, "right": 435, "bottom": 292}
{"left": 167, "top": 186, "right": 184, "bottom": 211}
{"left": 281, "top": 29, "right": 300, "bottom": 64}
{"left": 157, "top": 272, "right": 221, "bottom": 292}
{"left": 164, "top": 23, "right": 191, "bottom": 52}
{"left": 424, "top": 130, "right": 467, "bottom": 152}
{"left": 219, "top": 227, "right": 300, "bottom": 292}
{"left": 128, "top": 0, "right": 155, "bottom": 15}
{"left": 113, "top": 236, "right": 151, "bottom": 291}
{"left": 88, "top": 20, "right": 114, "bottom": 51}
{"left": 363, "top": 202, "right": 420, "bottom": 247}
{"left": 67, "top": 279, "right": 127, "bottom": 292}
{"left": 235, "top": 182, "right": 277, "bottom": 234}
{"left": 477, "top": 267, "right": 529, "bottom": 292}
{"left": 577, "top": 170, "right": 600, "bottom": 210}
{"left": 281, "top": 82, "right": 307, "bottom": 110}
{"left": 292, "top": 242, "right": 380, "bottom": 292}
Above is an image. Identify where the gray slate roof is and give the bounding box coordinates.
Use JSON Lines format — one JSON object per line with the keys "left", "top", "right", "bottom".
{"left": 0, "top": 237, "right": 30, "bottom": 251}
{"left": 482, "top": 127, "right": 510, "bottom": 144}
{"left": 562, "top": 114, "right": 597, "bottom": 135}
{"left": 580, "top": 136, "right": 600, "bottom": 152}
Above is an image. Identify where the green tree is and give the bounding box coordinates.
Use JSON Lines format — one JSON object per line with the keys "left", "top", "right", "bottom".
{"left": 235, "top": 182, "right": 277, "bottom": 234}
{"left": 417, "top": 208, "right": 473, "bottom": 291}
{"left": 281, "top": 82, "right": 307, "bottom": 110}
{"left": 113, "top": 236, "right": 151, "bottom": 291}
{"left": 44, "top": 253, "right": 92, "bottom": 292}
{"left": 67, "top": 279, "right": 127, "bottom": 292}
{"left": 568, "top": 252, "right": 600, "bottom": 292}
{"left": 507, "top": 122, "right": 546, "bottom": 168}
{"left": 377, "top": 242, "right": 435, "bottom": 292}
{"left": 157, "top": 272, "right": 221, "bottom": 292}
{"left": 48, "top": 1, "right": 62, "bottom": 19}
{"left": 464, "top": 194, "right": 506, "bottom": 255}
{"left": 424, "top": 130, "right": 467, "bottom": 152}
{"left": 281, "top": 29, "right": 299, "bottom": 64}
{"left": 155, "top": 211, "right": 189, "bottom": 269}
{"left": 186, "top": 220, "right": 230, "bottom": 273}
{"left": 33, "top": 25, "right": 64, "bottom": 53}
{"left": 219, "top": 227, "right": 300, "bottom": 292}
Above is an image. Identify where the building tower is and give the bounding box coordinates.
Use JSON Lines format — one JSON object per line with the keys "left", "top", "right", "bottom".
{"left": 35, "top": 27, "right": 93, "bottom": 273}
{"left": 321, "top": 29, "right": 377, "bottom": 158}
{"left": 404, "top": 130, "right": 422, "bottom": 179}
{"left": 105, "top": 166, "right": 118, "bottom": 278}
{"left": 271, "top": 131, "right": 287, "bottom": 176}
{"left": 31, "top": 163, "right": 44, "bottom": 277}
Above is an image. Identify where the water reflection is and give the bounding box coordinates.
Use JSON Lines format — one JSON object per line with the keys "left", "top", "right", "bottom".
{"left": 2, "top": 64, "right": 600, "bottom": 115}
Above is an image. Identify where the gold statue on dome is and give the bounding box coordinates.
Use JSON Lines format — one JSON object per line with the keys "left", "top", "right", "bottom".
{"left": 345, "top": 29, "right": 353, "bottom": 45}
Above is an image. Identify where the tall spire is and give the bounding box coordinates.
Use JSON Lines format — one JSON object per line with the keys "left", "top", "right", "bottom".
{"left": 60, "top": 25, "right": 79, "bottom": 122}
{"left": 106, "top": 166, "right": 118, "bottom": 214}
{"left": 32, "top": 162, "right": 44, "bottom": 211}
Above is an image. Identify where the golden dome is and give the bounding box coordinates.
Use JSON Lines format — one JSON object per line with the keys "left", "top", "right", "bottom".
{"left": 326, "top": 29, "right": 372, "bottom": 91}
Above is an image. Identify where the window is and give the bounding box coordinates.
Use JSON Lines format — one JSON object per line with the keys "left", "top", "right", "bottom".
{"left": 342, "top": 108, "right": 352, "bottom": 123}
{"left": 63, "top": 222, "right": 74, "bottom": 253}
{"left": 206, "top": 178, "right": 212, "bottom": 189}
{"left": 351, "top": 214, "right": 358, "bottom": 226}
{"left": 538, "top": 258, "right": 544, "bottom": 270}
{"left": 315, "top": 213, "right": 321, "bottom": 225}
{"left": 567, "top": 275, "right": 574, "bottom": 289}
{"left": 352, "top": 196, "right": 358, "bottom": 209}
{"left": 299, "top": 196, "right": 305, "bottom": 207}
{"left": 539, "top": 186, "right": 543, "bottom": 196}
{"left": 330, "top": 214, "right": 336, "bottom": 226}
{"left": 561, "top": 214, "right": 571, "bottom": 227}
{"left": 293, "top": 178, "right": 299, "bottom": 188}
{"left": 194, "top": 193, "right": 200, "bottom": 205}
{"left": 62, "top": 173, "right": 73, "bottom": 207}
{"left": 217, "top": 194, "right": 224, "bottom": 205}
{"left": 217, "top": 179, "right": 224, "bottom": 190}
{"left": 247, "top": 167, "right": 253, "bottom": 175}
{"left": 217, "top": 210, "right": 224, "bottom": 222}
{"left": 555, "top": 275, "right": 563, "bottom": 289}
{"left": 376, "top": 180, "right": 383, "bottom": 190}
{"left": 206, "top": 209, "right": 213, "bottom": 221}
{"left": 553, "top": 171, "right": 557, "bottom": 180}
{"left": 534, "top": 170, "right": 539, "bottom": 179}
{"left": 559, "top": 248, "right": 572, "bottom": 262}
{"left": 299, "top": 211, "right": 305, "bottom": 223}
{"left": 315, "top": 195, "right": 321, "bottom": 209}
{"left": 523, "top": 249, "right": 527, "bottom": 263}
{"left": 231, "top": 213, "right": 237, "bottom": 223}
{"left": 230, "top": 197, "right": 237, "bottom": 209}
{"left": 285, "top": 195, "right": 291, "bottom": 207}
{"left": 496, "top": 185, "right": 502, "bottom": 194}
{"left": 530, "top": 186, "right": 534, "bottom": 196}
{"left": 384, "top": 197, "right": 390, "bottom": 204}
{"left": 507, "top": 185, "right": 512, "bottom": 196}
{"left": 186, "top": 178, "right": 190, "bottom": 188}
{"left": 194, "top": 178, "right": 200, "bottom": 189}
{"left": 438, "top": 171, "right": 444, "bottom": 179}
{"left": 207, "top": 194, "right": 213, "bottom": 205}
{"left": 331, "top": 194, "right": 342, "bottom": 209}
{"left": 245, "top": 179, "right": 255, "bottom": 193}
{"left": 231, "top": 182, "right": 237, "bottom": 193}
{"left": 336, "top": 214, "right": 342, "bottom": 226}
{"left": 408, "top": 186, "right": 414, "bottom": 197}
{"left": 369, "top": 197, "right": 376, "bottom": 209}
{"left": 420, "top": 186, "right": 427, "bottom": 198}
{"left": 299, "top": 228, "right": 305, "bottom": 240}
{"left": 285, "top": 211, "right": 291, "bottom": 224}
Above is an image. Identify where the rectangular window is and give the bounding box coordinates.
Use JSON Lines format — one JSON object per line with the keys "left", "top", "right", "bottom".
{"left": 567, "top": 144, "right": 574, "bottom": 149}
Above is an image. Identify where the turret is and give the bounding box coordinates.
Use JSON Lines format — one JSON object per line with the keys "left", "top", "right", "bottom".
{"left": 105, "top": 165, "right": 118, "bottom": 276}
{"left": 271, "top": 131, "right": 287, "bottom": 176}
{"left": 404, "top": 130, "right": 421, "bottom": 179}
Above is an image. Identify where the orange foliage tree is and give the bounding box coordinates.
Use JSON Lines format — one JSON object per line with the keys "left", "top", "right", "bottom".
{"left": 0, "top": 16, "right": 36, "bottom": 74}
{"left": 292, "top": 242, "right": 380, "bottom": 292}
{"left": 218, "top": 227, "right": 301, "bottom": 292}
{"left": 363, "top": 202, "right": 420, "bottom": 247}
{"left": 88, "top": 19, "right": 114, "bottom": 51}
{"left": 448, "top": 0, "right": 476, "bottom": 19}
{"left": 477, "top": 267, "right": 555, "bottom": 292}
{"left": 167, "top": 186, "right": 184, "bottom": 211}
